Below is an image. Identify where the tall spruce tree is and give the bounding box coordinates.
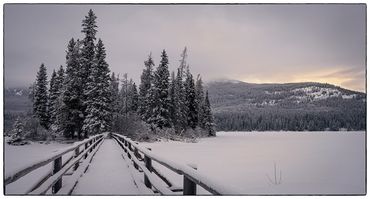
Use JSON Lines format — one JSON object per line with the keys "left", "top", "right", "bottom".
{"left": 203, "top": 91, "right": 215, "bottom": 136}
{"left": 169, "top": 71, "right": 176, "bottom": 127}
{"left": 34, "top": 63, "right": 49, "bottom": 129}
{"left": 48, "top": 70, "right": 58, "bottom": 125}
{"left": 138, "top": 54, "right": 155, "bottom": 122}
{"left": 49, "top": 66, "right": 65, "bottom": 128}
{"left": 195, "top": 75, "right": 205, "bottom": 127}
{"left": 81, "top": 9, "right": 98, "bottom": 131}
{"left": 83, "top": 39, "right": 111, "bottom": 136}
{"left": 149, "top": 50, "right": 171, "bottom": 128}
{"left": 179, "top": 47, "right": 188, "bottom": 78}
{"left": 81, "top": 9, "right": 97, "bottom": 86}
{"left": 59, "top": 38, "right": 84, "bottom": 139}
{"left": 119, "top": 73, "right": 129, "bottom": 115}
{"left": 174, "top": 67, "right": 188, "bottom": 132}
{"left": 56, "top": 66, "right": 65, "bottom": 91}
{"left": 109, "top": 72, "right": 120, "bottom": 131}
{"left": 122, "top": 78, "right": 139, "bottom": 113}
{"left": 185, "top": 67, "right": 198, "bottom": 129}
{"left": 129, "top": 82, "right": 139, "bottom": 112}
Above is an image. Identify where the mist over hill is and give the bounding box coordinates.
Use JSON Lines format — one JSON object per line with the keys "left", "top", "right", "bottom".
{"left": 206, "top": 80, "right": 366, "bottom": 131}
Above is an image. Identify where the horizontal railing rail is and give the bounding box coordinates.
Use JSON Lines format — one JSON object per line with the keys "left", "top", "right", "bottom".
{"left": 5, "top": 133, "right": 106, "bottom": 195}
{"left": 112, "top": 133, "right": 236, "bottom": 195}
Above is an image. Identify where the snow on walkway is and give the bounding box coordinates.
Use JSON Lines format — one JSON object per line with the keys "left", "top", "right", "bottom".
{"left": 72, "top": 138, "right": 140, "bottom": 195}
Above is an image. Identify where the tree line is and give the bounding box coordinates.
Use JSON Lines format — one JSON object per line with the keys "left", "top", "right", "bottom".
{"left": 22, "top": 9, "right": 215, "bottom": 142}
{"left": 214, "top": 106, "right": 366, "bottom": 131}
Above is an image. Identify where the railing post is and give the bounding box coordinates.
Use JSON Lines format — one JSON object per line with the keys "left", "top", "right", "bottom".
{"left": 122, "top": 139, "right": 127, "bottom": 152}
{"left": 52, "top": 156, "right": 62, "bottom": 194}
{"left": 84, "top": 142, "right": 88, "bottom": 159}
{"left": 183, "top": 164, "right": 197, "bottom": 195}
{"left": 128, "top": 142, "right": 131, "bottom": 151}
{"left": 133, "top": 148, "right": 139, "bottom": 169}
{"left": 89, "top": 139, "right": 93, "bottom": 152}
{"left": 144, "top": 148, "right": 152, "bottom": 188}
{"left": 74, "top": 146, "right": 80, "bottom": 170}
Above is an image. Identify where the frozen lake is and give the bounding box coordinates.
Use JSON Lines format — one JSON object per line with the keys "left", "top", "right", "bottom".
{"left": 4, "top": 131, "right": 365, "bottom": 195}
{"left": 142, "top": 131, "right": 366, "bottom": 195}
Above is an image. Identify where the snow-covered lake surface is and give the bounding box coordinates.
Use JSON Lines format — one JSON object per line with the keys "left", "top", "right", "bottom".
{"left": 4, "top": 131, "right": 365, "bottom": 195}
{"left": 5, "top": 141, "right": 73, "bottom": 194}
{"left": 142, "top": 131, "right": 365, "bottom": 195}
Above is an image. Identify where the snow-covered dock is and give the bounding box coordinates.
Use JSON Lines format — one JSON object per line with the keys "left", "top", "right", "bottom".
{"left": 71, "top": 139, "right": 140, "bottom": 195}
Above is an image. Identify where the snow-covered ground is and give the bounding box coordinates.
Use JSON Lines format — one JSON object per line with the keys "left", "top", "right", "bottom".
{"left": 142, "top": 131, "right": 365, "bottom": 195}
{"left": 5, "top": 141, "right": 73, "bottom": 194}
{"left": 4, "top": 131, "right": 365, "bottom": 195}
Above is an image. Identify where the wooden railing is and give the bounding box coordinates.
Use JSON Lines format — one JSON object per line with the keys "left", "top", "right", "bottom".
{"left": 111, "top": 133, "right": 235, "bottom": 195}
{"left": 5, "top": 133, "right": 106, "bottom": 195}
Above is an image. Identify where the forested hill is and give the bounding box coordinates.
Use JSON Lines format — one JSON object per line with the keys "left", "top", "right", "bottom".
{"left": 206, "top": 80, "right": 366, "bottom": 131}
{"left": 4, "top": 80, "right": 367, "bottom": 132}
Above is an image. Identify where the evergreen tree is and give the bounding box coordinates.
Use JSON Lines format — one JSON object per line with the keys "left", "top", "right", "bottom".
{"left": 203, "top": 91, "right": 215, "bottom": 136}
{"left": 81, "top": 9, "right": 98, "bottom": 129}
{"left": 49, "top": 66, "right": 65, "bottom": 128}
{"left": 179, "top": 47, "right": 188, "bottom": 78}
{"left": 129, "top": 82, "right": 139, "bottom": 112}
{"left": 110, "top": 72, "right": 120, "bottom": 111}
{"left": 119, "top": 73, "right": 129, "bottom": 115}
{"left": 185, "top": 67, "right": 198, "bottom": 129}
{"left": 110, "top": 72, "right": 120, "bottom": 131}
{"left": 34, "top": 63, "right": 49, "bottom": 129}
{"left": 58, "top": 38, "right": 84, "bottom": 139}
{"left": 138, "top": 54, "right": 155, "bottom": 121}
{"left": 169, "top": 71, "right": 176, "bottom": 127}
{"left": 195, "top": 75, "right": 205, "bottom": 127}
{"left": 174, "top": 67, "right": 188, "bottom": 132}
{"left": 149, "top": 50, "right": 171, "bottom": 128}
{"left": 11, "top": 117, "right": 24, "bottom": 137}
{"left": 121, "top": 78, "right": 139, "bottom": 113}
{"left": 8, "top": 117, "right": 27, "bottom": 145}
{"left": 48, "top": 70, "right": 58, "bottom": 125}
{"left": 81, "top": 9, "right": 97, "bottom": 86}
{"left": 83, "top": 39, "right": 112, "bottom": 136}
{"left": 56, "top": 66, "right": 65, "bottom": 91}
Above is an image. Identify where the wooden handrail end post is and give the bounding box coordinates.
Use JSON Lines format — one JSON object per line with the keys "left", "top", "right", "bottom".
{"left": 183, "top": 164, "right": 197, "bottom": 195}
{"left": 144, "top": 154, "right": 152, "bottom": 188}
{"left": 52, "top": 156, "right": 62, "bottom": 194}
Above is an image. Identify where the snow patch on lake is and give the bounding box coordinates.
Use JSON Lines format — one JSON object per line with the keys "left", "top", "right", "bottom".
{"left": 142, "top": 131, "right": 365, "bottom": 195}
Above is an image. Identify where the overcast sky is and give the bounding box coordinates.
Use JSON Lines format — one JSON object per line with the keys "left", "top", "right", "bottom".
{"left": 4, "top": 4, "right": 366, "bottom": 92}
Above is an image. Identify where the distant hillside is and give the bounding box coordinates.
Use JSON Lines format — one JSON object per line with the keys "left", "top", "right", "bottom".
{"left": 206, "top": 80, "right": 366, "bottom": 131}
{"left": 3, "top": 82, "right": 366, "bottom": 132}
{"left": 4, "top": 87, "right": 32, "bottom": 113}
{"left": 4, "top": 87, "right": 32, "bottom": 133}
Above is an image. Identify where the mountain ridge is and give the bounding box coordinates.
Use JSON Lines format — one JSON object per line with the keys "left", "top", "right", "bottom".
{"left": 205, "top": 80, "right": 366, "bottom": 131}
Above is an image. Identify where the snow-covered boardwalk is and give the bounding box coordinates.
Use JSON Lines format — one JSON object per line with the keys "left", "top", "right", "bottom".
{"left": 5, "top": 133, "right": 234, "bottom": 195}
{"left": 72, "top": 139, "right": 140, "bottom": 195}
